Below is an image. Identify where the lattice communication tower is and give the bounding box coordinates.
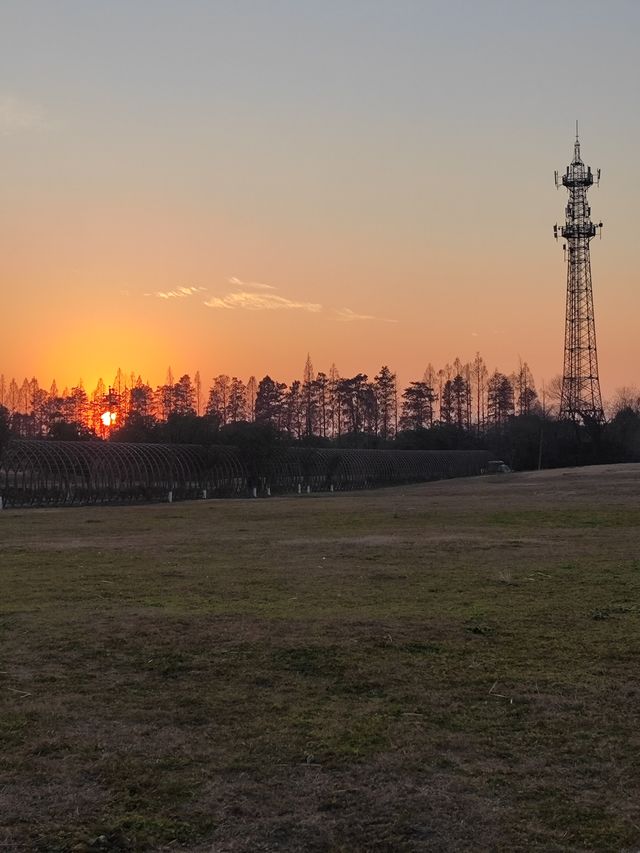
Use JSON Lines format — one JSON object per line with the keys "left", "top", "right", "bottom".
{"left": 554, "top": 126, "right": 604, "bottom": 424}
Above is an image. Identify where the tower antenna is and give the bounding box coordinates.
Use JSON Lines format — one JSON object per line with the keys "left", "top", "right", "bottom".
{"left": 554, "top": 130, "right": 604, "bottom": 425}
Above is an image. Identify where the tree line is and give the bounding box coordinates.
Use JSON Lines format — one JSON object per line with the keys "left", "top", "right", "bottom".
{"left": 0, "top": 354, "right": 540, "bottom": 440}
{"left": 2, "top": 355, "right": 640, "bottom": 469}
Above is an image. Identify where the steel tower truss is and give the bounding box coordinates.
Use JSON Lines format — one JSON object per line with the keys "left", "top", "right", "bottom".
{"left": 554, "top": 130, "right": 604, "bottom": 424}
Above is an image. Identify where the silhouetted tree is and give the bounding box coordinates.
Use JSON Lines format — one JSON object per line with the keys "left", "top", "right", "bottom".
{"left": 314, "top": 371, "right": 330, "bottom": 438}
{"left": 111, "top": 412, "right": 160, "bottom": 443}
{"left": 400, "top": 381, "right": 436, "bottom": 431}
{"left": 48, "top": 419, "right": 95, "bottom": 441}
{"left": 194, "top": 370, "right": 202, "bottom": 416}
{"left": 255, "top": 375, "right": 286, "bottom": 427}
{"left": 31, "top": 386, "right": 49, "bottom": 436}
{"left": 607, "top": 407, "right": 640, "bottom": 461}
{"left": 360, "top": 382, "right": 379, "bottom": 437}
{"left": 302, "top": 354, "right": 317, "bottom": 437}
{"left": 7, "top": 379, "right": 19, "bottom": 412}
{"left": 284, "top": 380, "right": 304, "bottom": 438}
{"left": 336, "top": 374, "right": 369, "bottom": 442}
{"left": 487, "top": 371, "right": 514, "bottom": 428}
{"left": 451, "top": 373, "right": 471, "bottom": 429}
{"left": 129, "top": 380, "right": 155, "bottom": 418}
{"left": 515, "top": 361, "right": 538, "bottom": 416}
{"left": 471, "top": 352, "right": 488, "bottom": 433}
{"left": 60, "top": 385, "right": 89, "bottom": 427}
{"left": 173, "top": 374, "right": 196, "bottom": 416}
{"left": 227, "top": 377, "right": 247, "bottom": 424}
{"left": 329, "top": 364, "right": 341, "bottom": 437}
{"left": 163, "top": 411, "right": 219, "bottom": 444}
{"left": 207, "top": 375, "right": 231, "bottom": 424}
{"left": 0, "top": 404, "right": 10, "bottom": 458}
{"left": 440, "top": 379, "right": 454, "bottom": 424}
{"left": 374, "top": 365, "right": 396, "bottom": 440}
{"left": 246, "top": 376, "right": 257, "bottom": 422}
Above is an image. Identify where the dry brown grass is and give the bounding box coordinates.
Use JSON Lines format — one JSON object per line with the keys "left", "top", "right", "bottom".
{"left": 1, "top": 465, "right": 640, "bottom": 851}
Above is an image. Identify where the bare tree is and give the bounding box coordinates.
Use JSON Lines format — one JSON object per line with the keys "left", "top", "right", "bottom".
{"left": 302, "top": 354, "right": 317, "bottom": 437}
{"left": 471, "top": 352, "right": 488, "bottom": 434}
{"left": 329, "top": 363, "right": 341, "bottom": 437}
{"left": 515, "top": 360, "right": 538, "bottom": 416}
{"left": 246, "top": 376, "right": 257, "bottom": 422}
{"left": 314, "top": 372, "right": 330, "bottom": 438}
{"left": 194, "top": 370, "right": 202, "bottom": 416}
{"left": 207, "top": 375, "right": 231, "bottom": 424}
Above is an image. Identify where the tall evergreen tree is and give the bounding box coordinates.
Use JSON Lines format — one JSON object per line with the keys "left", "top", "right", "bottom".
{"left": 255, "top": 375, "right": 286, "bottom": 427}
{"left": 374, "top": 365, "right": 397, "bottom": 440}
{"left": 400, "top": 381, "right": 436, "bottom": 431}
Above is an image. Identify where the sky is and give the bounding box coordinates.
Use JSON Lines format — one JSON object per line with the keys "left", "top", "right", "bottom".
{"left": 1, "top": 0, "right": 639, "bottom": 401}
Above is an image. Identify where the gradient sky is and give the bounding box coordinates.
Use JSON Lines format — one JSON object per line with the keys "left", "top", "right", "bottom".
{"left": 1, "top": 0, "right": 639, "bottom": 400}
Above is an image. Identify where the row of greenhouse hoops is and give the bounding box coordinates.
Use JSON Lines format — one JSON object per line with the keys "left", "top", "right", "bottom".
{"left": 0, "top": 440, "right": 491, "bottom": 507}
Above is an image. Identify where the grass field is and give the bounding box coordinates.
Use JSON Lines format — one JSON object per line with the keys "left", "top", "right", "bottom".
{"left": 2, "top": 465, "right": 640, "bottom": 852}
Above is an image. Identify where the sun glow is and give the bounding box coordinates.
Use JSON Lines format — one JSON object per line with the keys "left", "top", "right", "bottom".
{"left": 101, "top": 411, "right": 117, "bottom": 427}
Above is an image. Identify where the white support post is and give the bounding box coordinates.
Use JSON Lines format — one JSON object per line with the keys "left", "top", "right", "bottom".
{"left": 168, "top": 490, "right": 173, "bottom": 503}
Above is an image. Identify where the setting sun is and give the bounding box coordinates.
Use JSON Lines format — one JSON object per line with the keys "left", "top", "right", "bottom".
{"left": 100, "top": 411, "right": 117, "bottom": 428}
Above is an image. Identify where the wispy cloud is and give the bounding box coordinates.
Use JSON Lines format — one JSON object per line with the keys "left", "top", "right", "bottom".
{"left": 145, "top": 277, "right": 388, "bottom": 322}
{"left": 146, "top": 285, "right": 207, "bottom": 300}
{"left": 205, "top": 291, "right": 322, "bottom": 312}
{"left": 228, "top": 276, "right": 275, "bottom": 291}
{"left": 0, "top": 94, "right": 47, "bottom": 134}
{"left": 336, "top": 307, "right": 398, "bottom": 323}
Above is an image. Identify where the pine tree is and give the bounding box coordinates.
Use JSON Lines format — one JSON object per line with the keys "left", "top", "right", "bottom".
{"left": 374, "top": 365, "right": 396, "bottom": 439}
{"left": 400, "top": 381, "right": 436, "bottom": 430}
{"left": 255, "top": 376, "right": 286, "bottom": 426}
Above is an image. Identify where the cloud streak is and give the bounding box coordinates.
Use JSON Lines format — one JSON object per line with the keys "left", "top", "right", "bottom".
{"left": 145, "top": 277, "right": 392, "bottom": 323}
{"left": 0, "top": 94, "right": 47, "bottom": 133}
{"left": 205, "top": 291, "right": 322, "bottom": 312}
{"left": 146, "top": 285, "right": 207, "bottom": 300}
{"left": 336, "top": 307, "right": 398, "bottom": 323}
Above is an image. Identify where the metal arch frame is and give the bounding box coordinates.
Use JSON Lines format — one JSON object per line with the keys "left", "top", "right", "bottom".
{"left": 0, "top": 440, "right": 492, "bottom": 507}
{"left": 202, "top": 445, "right": 248, "bottom": 496}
